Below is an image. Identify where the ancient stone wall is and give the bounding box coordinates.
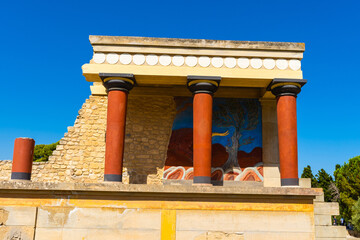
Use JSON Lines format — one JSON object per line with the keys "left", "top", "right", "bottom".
{"left": 0, "top": 94, "right": 176, "bottom": 184}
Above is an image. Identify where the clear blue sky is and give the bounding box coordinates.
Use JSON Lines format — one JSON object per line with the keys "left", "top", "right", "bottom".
{"left": 1, "top": 0, "right": 359, "bottom": 176}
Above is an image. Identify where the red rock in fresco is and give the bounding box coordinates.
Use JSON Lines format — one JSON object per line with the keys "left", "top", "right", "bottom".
{"left": 165, "top": 128, "right": 193, "bottom": 170}
{"left": 211, "top": 169, "right": 223, "bottom": 181}
{"left": 237, "top": 147, "right": 262, "bottom": 169}
{"left": 224, "top": 171, "right": 240, "bottom": 181}
{"left": 167, "top": 168, "right": 185, "bottom": 179}
{"left": 185, "top": 170, "right": 194, "bottom": 180}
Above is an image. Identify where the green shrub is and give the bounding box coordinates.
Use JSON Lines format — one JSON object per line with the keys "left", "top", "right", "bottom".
{"left": 33, "top": 141, "right": 59, "bottom": 162}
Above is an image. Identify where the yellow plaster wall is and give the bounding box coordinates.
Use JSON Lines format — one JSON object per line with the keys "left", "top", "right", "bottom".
{"left": 0, "top": 194, "right": 315, "bottom": 240}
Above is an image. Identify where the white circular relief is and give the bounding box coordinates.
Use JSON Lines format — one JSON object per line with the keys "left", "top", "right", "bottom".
{"left": 159, "top": 55, "right": 171, "bottom": 66}
{"left": 250, "top": 58, "right": 262, "bottom": 69}
{"left": 224, "top": 57, "right": 236, "bottom": 68}
{"left": 172, "top": 55, "right": 185, "bottom": 66}
{"left": 106, "top": 53, "right": 119, "bottom": 64}
{"left": 211, "top": 57, "right": 224, "bottom": 68}
{"left": 237, "top": 58, "right": 250, "bottom": 69}
{"left": 263, "top": 58, "right": 275, "bottom": 69}
{"left": 185, "top": 56, "right": 197, "bottom": 67}
{"left": 276, "top": 59, "right": 288, "bottom": 70}
{"left": 93, "top": 53, "right": 105, "bottom": 64}
{"left": 133, "top": 54, "right": 145, "bottom": 65}
{"left": 119, "top": 53, "right": 132, "bottom": 65}
{"left": 289, "top": 60, "right": 301, "bottom": 71}
{"left": 199, "top": 56, "right": 211, "bottom": 67}
{"left": 146, "top": 54, "right": 158, "bottom": 66}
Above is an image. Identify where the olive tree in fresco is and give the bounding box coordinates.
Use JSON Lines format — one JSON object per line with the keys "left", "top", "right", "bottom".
{"left": 213, "top": 99, "right": 260, "bottom": 170}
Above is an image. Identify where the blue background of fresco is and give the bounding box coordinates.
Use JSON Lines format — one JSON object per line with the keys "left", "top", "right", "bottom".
{"left": 172, "top": 98, "right": 262, "bottom": 153}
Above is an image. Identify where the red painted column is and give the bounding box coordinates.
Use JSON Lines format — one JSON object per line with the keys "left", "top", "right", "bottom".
{"left": 270, "top": 79, "right": 306, "bottom": 186}
{"left": 187, "top": 76, "right": 221, "bottom": 185}
{"left": 101, "top": 73, "right": 135, "bottom": 182}
{"left": 277, "top": 96, "right": 298, "bottom": 186}
{"left": 11, "top": 137, "right": 35, "bottom": 180}
{"left": 104, "top": 90, "right": 128, "bottom": 182}
{"left": 193, "top": 93, "right": 213, "bottom": 184}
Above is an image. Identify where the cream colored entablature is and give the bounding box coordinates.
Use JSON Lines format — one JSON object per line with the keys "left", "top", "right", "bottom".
{"left": 82, "top": 35, "right": 305, "bottom": 97}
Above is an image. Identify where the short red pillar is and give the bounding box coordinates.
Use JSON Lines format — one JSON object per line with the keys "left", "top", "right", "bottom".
{"left": 187, "top": 76, "right": 220, "bottom": 184}
{"left": 11, "top": 137, "right": 35, "bottom": 180}
{"left": 270, "top": 79, "right": 306, "bottom": 186}
{"left": 101, "top": 73, "right": 135, "bottom": 182}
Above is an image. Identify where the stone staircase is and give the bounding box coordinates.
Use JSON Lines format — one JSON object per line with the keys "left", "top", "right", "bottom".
{"left": 314, "top": 190, "right": 347, "bottom": 240}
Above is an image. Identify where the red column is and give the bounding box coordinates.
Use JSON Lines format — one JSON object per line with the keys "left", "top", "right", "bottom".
{"left": 193, "top": 93, "right": 213, "bottom": 184}
{"left": 270, "top": 79, "right": 306, "bottom": 186}
{"left": 11, "top": 137, "right": 35, "bottom": 180}
{"left": 101, "top": 73, "right": 135, "bottom": 182}
{"left": 104, "top": 90, "right": 128, "bottom": 182}
{"left": 187, "top": 76, "right": 221, "bottom": 185}
{"left": 277, "top": 96, "right": 298, "bottom": 186}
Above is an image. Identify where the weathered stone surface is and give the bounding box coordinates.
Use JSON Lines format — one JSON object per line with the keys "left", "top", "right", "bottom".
{"left": 0, "top": 226, "right": 34, "bottom": 240}
{"left": 89, "top": 35, "right": 305, "bottom": 51}
{"left": 314, "top": 202, "right": 340, "bottom": 215}
{"left": 315, "top": 226, "right": 347, "bottom": 238}
{"left": 0, "top": 206, "right": 36, "bottom": 226}
{"left": 176, "top": 210, "right": 314, "bottom": 233}
{"left": 37, "top": 207, "right": 160, "bottom": 230}
{"left": 314, "top": 215, "right": 332, "bottom": 226}
{"left": 0, "top": 181, "right": 322, "bottom": 197}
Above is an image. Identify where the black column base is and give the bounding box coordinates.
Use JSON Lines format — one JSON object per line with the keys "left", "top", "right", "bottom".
{"left": 281, "top": 178, "right": 299, "bottom": 186}
{"left": 104, "top": 174, "right": 122, "bottom": 182}
{"left": 11, "top": 172, "right": 31, "bottom": 180}
{"left": 193, "top": 176, "right": 211, "bottom": 184}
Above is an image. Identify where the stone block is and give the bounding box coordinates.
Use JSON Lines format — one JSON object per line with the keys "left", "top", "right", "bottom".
{"left": 315, "top": 226, "right": 347, "bottom": 238}
{"left": 263, "top": 164, "right": 281, "bottom": 187}
{"left": 314, "top": 193, "right": 325, "bottom": 202}
{"left": 62, "top": 229, "right": 160, "bottom": 240}
{"left": 37, "top": 207, "right": 161, "bottom": 230}
{"left": 176, "top": 210, "right": 313, "bottom": 233}
{"left": 299, "top": 178, "right": 312, "bottom": 188}
{"left": 0, "top": 226, "right": 34, "bottom": 240}
{"left": 263, "top": 177, "right": 281, "bottom": 187}
{"left": 244, "top": 232, "right": 315, "bottom": 240}
{"left": 0, "top": 206, "right": 37, "bottom": 226}
{"left": 35, "top": 228, "right": 62, "bottom": 240}
{"left": 314, "top": 202, "right": 340, "bottom": 215}
{"left": 314, "top": 215, "right": 332, "bottom": 226}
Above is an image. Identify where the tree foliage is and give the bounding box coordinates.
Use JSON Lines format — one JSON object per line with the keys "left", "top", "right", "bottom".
{"left": 334, "top": 156, "right": 360, "bottom": 221}
{"left": 33, "top": 141, "right": 59, "bottom": 162}
{"left": 352, "top": 198, "right": 360, "bottom": 231}
{"left": 315, "top": 169, "right": 334, "bottom": 202}
{"left": 301, "top": 165, "right": 317, "bottom": 187}
{"left": 301, "top": 166, "right": 334, "bottom": 202}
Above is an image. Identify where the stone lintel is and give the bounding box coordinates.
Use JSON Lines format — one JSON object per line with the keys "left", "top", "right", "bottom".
{"left": 0, "top": 181, "right": 321, "bottom": 200}
{"left": 89, "top": 35, "right": 305, "bottom": 52}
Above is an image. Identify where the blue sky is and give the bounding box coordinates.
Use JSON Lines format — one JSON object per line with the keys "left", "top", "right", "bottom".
{"left": 0, "top": 0, "right": 359, "bottom": 176}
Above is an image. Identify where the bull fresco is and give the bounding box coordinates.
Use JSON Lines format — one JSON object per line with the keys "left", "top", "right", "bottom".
{"left": 164, "top": 97, "right": 263, "bottom": 182}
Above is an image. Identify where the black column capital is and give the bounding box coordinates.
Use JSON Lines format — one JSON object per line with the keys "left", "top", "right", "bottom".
{"left": 100, "top": 73, "right": 136, "bottom": 93}
{"left": 187, "top": 75, "right": 221, "bottom": 94}
{"left": 268, "top": 78, "right": 307, "bottom": 97}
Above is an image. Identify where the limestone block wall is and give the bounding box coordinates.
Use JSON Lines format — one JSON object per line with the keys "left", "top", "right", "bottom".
{"left": 0, "top": 95, "right": 176, "bottom": 184}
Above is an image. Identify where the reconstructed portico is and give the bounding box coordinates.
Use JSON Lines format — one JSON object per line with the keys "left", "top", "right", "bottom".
{"left": 82, "top": 35, "right": 306, "bottom": 186}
